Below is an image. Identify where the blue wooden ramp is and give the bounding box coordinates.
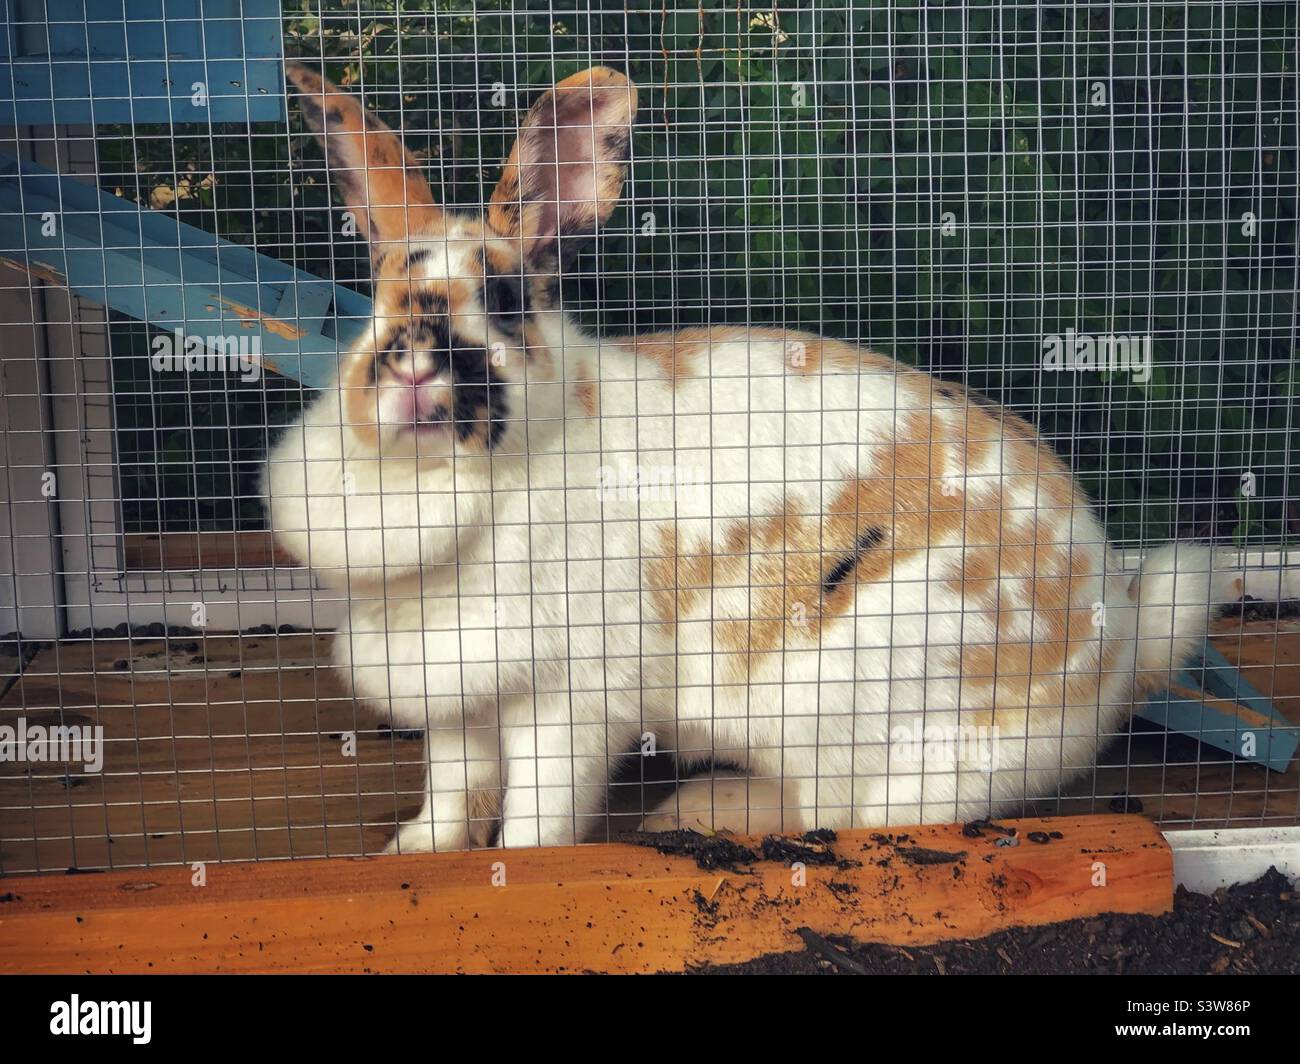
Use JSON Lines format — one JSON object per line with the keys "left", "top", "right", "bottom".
{"left": 0, "top": 152, "right": 366, "bottom": 388}
{"left": 1137, "top": 642, "right": 1297, "bottom": 773}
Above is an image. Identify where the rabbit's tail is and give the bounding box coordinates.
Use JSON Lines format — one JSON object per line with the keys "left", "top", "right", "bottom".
{"left": 1131, "top": 542, "right": 1299, "bottom": 675}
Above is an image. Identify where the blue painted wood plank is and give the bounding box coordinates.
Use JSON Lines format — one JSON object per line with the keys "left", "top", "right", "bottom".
{"left": 0, "top": 0, "right": 285, "bottom": 125}
{"left": 0, "top": 152, "right": 367, "bottom": 388}
{"left": 1137, "top": 643, "right": 1298, "bottom": 773}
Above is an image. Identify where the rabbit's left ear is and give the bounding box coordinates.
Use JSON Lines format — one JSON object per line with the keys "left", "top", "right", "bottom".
{"left": 488, "top": 67, "right": 637, "bottom": 265}
{"left": 286, "top": 61, "right": 442, "bottom": 260}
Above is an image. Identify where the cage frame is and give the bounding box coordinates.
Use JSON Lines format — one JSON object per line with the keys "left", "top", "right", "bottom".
{"left": 1, "top": 0, "right": 1299, "bottom": 974}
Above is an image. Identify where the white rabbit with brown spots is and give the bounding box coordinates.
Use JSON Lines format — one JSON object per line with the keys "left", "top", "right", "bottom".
{"left": 262, "top": 62, "right": 1291, "bottom": 853}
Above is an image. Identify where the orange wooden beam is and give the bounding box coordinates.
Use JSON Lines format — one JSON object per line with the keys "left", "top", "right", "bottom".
{"left": 0, "top": 815, "right": 1171, "bottom": 974}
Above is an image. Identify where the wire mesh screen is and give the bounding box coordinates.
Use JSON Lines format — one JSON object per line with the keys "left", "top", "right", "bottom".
{"left": 1, "top": 1, "right": 1298, "bottom": 874}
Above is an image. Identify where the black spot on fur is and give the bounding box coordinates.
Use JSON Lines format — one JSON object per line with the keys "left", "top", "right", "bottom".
{"left": 599, "top": 128, "right": 631, "bottom": 164}
{"left": 964, "top": 387, "right": 1002, "bottom": 412}
{"left": 449, "top": 347, "right": 510, "bottom": 448}
{"left": 413, "top": 289, "right": 447, "bottom": 316}
{"left": 380, "top": 322, "right": 412, "bottom": 362}
{"left": 937, "top": 379, "right": 1001, "bottom": 413}
{"left": 822, "top": 527, "right": 886, "bottom": 595}
{"left": 298, "top": 96, "right": 322, "bottom": 124}
{"left": 483, "top": 268, "right": 527, "bottom": 333}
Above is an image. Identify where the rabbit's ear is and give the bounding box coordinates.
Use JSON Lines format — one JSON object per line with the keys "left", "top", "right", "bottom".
{"left": 488, "top": 67, "right": 637, "bottom": 266}
{"left": 286, "top": 62, "right": 442, "bottom": 259}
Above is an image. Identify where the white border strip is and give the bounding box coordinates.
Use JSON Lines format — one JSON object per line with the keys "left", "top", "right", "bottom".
{"left": 1115, "top": 547, "right": 1300, "bottom": 574}
{"left": 1164, "top": 827, "right": 1300, "bottom": 892}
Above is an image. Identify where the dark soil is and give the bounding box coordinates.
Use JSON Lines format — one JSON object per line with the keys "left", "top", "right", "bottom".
{"left": 696, "top": 868, "right": 1300, "bottom": 974}
{"left": 1218, "top": 596, "right": 1300, "bottom": 622}
{"left": 760, "top": 831, "right": 843, "bottom": 867}
{"left": 620, "top": 827, "right": 864, "bottom": 873}
{"left": 893, "top": 845, "right": 967, "bottom": 866}
{"left": 619, "top": 829, "right": 758, "bottom": 872}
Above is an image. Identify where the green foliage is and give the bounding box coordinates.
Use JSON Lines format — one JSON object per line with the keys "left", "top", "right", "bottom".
{"left": 100, "top": 1, "right": 1297, "bottom": 544}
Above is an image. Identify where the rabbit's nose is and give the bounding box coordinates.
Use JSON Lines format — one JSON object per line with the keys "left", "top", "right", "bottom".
{"left": 383, "top": 349, "right": 438, "bottom": 385}
{"left": 388, "top": 364, "right": 438, "bottom": 387}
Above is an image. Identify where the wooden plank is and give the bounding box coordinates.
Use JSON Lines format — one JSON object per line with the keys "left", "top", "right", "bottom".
{"left": 122, "top": 531, "right": 294, "bottom": 572}
{"left": 0, "top": 0, "right": 286, "bottom": 124}
{"left": 0, "top": 635, "right": 425, "bottom": 873}
{"left": 0, "top": 814, "right": 1172, "bottom": 974}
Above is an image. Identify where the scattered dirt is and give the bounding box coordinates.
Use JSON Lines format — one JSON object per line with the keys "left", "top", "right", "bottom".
{"left": 894, "top": 846, "right": 967, "bottom": 865}
{"left": 1219, "top": 596, "right": 1300, "bottom": 623}
{"left": 621, "top": 828, "right": 862, "bottom": 873}
{"left": 620, "top": 829, "right": 758, "bottom": 872}
{"left": 376, "top": 722, "right": 424, "bottom": 742}
{"left": 761, "top": 832, "right": 841, "bottom": 866}
{"left": 960, "top": 818, "right": 1018, "bottom": 839}
{"left": 55, "top": 622, "right": 311, "bottom": 641}
{"left": 695, "top": 868, "right": 1300, "bottom": 974}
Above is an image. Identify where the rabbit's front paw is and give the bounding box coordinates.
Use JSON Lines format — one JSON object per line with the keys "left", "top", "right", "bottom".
{"left": 383, "top": 819, "right": 468, "bottom": 855}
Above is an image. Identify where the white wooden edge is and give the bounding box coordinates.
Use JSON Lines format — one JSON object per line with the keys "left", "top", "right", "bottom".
{"left": 1164, "top": 826, "right": 1300, "bottom": 892}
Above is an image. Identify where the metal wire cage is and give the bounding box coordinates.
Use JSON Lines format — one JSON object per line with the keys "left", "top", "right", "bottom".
{"left": 1, "top": 0, "right": 1298, "bottom": 876}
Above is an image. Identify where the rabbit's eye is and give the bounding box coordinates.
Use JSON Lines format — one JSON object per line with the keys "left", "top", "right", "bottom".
{"left": 483, "top": 274, "right": 525, "bottom": 329}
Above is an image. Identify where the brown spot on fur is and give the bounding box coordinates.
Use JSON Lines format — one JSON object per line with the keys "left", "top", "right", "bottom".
{"left": 483, "top": 243, "right": 517, "bottom": 279}
{"left": 371, "top": 245, "right": 484, "bottom": 322}
{"left": 645, "top": 524, "right": 715, "bottom": 638}
{"left": 339, "top": 346, "right": 380, "bottom": 450}
{"left": 646, "top": 494, "right": 892, "bottom": 683}
{"left": 573, "top": 361, "right": 598, "bottom": 417}
{"left": 644, "top": 373, "right": 1106, "bottom": 704}
{"left": 612, "top": 327, "right": 710, "bottom": 382}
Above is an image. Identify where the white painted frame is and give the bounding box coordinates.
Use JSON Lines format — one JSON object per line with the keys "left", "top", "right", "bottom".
{"left": 1, "top": 124, "right": 338, "bottom": 635}
{"left": 1166, "top": 827, "right": 1300, "bottom": 891}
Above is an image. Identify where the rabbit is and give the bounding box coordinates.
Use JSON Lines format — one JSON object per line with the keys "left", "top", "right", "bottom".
{"left": 262, "top": 61, "right": 1293, "bottom": 853}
